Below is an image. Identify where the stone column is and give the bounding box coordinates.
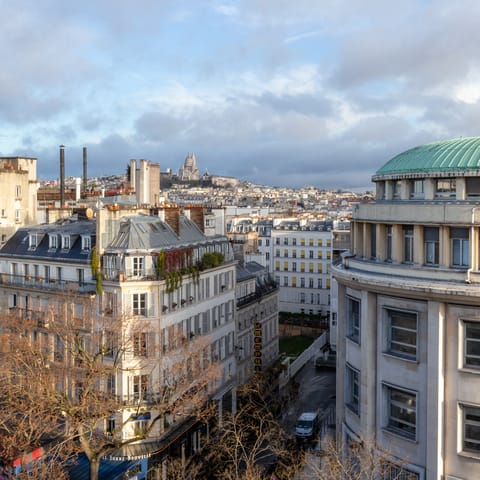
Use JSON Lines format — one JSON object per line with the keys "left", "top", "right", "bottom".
{"left": 414, "top": 225, "right": 424, "bottom": 265}
{"left": 426, "top": 301, "right": 445, "bottom": 480}
{"left": 392, "top": 224, "right": 403, "bottom": 263}
{"left": 376, "top": 224, "right": 386, "bottom": 261}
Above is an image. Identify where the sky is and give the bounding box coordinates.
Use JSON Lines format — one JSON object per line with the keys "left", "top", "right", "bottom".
{"left": 2, "top": 0, "right": 480, "bottom": 190}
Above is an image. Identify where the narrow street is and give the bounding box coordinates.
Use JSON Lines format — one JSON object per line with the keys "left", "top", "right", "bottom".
{"left": 281, "top": 357, "right": 336, "bottom": 439}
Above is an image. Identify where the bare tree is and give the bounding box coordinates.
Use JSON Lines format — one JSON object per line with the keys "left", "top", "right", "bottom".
{"left": 0, "top": 302, "right": 220, "bottom": 480}
{"left": 302, "top": 436, "right": 418, "bottom": 480}
{"left": 198, "top": 376, "right": 301, "bottom": 480}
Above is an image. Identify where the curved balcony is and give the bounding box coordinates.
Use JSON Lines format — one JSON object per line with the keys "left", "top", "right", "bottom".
{"left": 332, "top": 255, "right": 480, "bottom": 302}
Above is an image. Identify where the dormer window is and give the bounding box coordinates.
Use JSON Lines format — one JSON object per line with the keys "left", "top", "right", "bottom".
{"left": 81, "top": 235, "right": 91, "bottom": 251}
{"left": 28, "top": 233, "right": 39, "bottom": 250}
{"left": 62, "top": 235, "right": 71, "bottom": 250}
{"left": 49, "top": 234, "right": 58, "bottom": 249}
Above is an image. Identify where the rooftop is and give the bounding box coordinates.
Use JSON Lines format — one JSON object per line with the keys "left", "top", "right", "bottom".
{"left": 374, "top": 137, "right": 480, "bottom": 179}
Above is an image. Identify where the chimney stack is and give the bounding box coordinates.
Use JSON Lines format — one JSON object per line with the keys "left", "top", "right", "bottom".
{"left": 83, "top": 146, "right": 87, "bottom": 197}
{"left": 59, "top": 145, "right": 65, "bottom": 207}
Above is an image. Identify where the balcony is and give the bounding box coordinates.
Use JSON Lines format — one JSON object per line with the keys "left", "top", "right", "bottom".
{"left": 0, "top": 273, "right": 96, "bottom": 295}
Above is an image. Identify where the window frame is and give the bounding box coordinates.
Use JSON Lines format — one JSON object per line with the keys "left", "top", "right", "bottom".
{"left": 345, "top": 363, "right": 360, "bottom": 415}
{"left": 383, "top": 383, "right": 417, "bottom": 441}
{"left": 402, "top": 225, "right": 414, "bottom": 263}
{"left": 386, "top": 308, "right": 418, "bottom": 361}
{"left": 461, "top": 403, "right": 480, "bottom": 455}
{"left": 133, "top": 293, "right": 147, "bottom": 316}
{"left": 464, "top": 321, "right": 480, "bottom": 369}
{"left": 451, "top": 228, "right": 469, "bottom": 267}
{"left": 346, "top": 296, "right": 361, "bottom": 344}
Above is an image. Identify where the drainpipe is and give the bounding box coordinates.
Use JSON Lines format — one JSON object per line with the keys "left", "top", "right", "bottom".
{"left": 466, "top": 207, "right": 479, "bottom": 283}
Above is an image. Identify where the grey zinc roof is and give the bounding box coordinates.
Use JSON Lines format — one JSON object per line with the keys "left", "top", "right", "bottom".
{"left": 107, "top": 215, "right": 207, "bottom": 251}
{"left": 0, "top": 218, "right": 96, "bottom": 262}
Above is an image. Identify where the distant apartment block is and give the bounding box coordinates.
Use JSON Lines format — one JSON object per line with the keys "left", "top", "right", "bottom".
{"left": 0, "top": 156, "right": 38, "bottom": 246}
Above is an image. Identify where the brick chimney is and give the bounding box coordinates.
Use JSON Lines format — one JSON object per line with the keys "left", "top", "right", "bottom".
{"left": 188, "top": 206, "right": 205, "bottom": 233}
{"left": 164, "top": 206, "right": 180, "bottom": 235}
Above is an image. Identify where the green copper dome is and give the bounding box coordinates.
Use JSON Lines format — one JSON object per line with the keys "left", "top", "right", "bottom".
{"left": 375, "top": 137, "right": 480, "bottom": 178}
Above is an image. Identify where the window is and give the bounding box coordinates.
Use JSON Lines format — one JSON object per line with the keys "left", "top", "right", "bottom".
{"left": 403, "top": 225, "right": 414, "bottom": 263}
{"left": 300, "top": 250, "right": 305, "bottom": 258}
{"left": 370, "top": 225, "right": 376, "bottom": 259}
{"left": 275, "top": 249, "right": 280, "bottom": 257}
{"left": 386, "top": 309, "right": 417, "bottom": 360}
{"left": 266, "top": 252, "right": 270, "bottom": 261}
{"left": 300, "top": 292, "right": 305, "bottom": 303}
{"left": 283, "top": 261, "right": 288, "bottom": 271}
{"left": 15, "top": 209, "right": 21, "bottom": 222}
{"left": 283, "top": 276, "right": 288, "bottom": 287}
{"left": 346, "top": 296, "right": 360, "bottom": 343}
{"left": 451, "top": 227, "right": 469, "bottom": 267}
{"left": 386, "top": 225, "right": 392, "bottom": 261}
{"left": 466, "top": 177, "right": 480, "bottom": 197}
{"left": 62, "top": 235, "right": 71, "bottom": 249}
{"left": 309, "top": 278, "right": 314, "bottom": 288}
{"left": 133, "top": 293, "right": 147, "bottom": 316}
{"left": 284, "top": 249, "right": 288, "bottom": 257}
{"left": 384, "top": 384, "right": 417, "bottom": 440}
{"left": 275, "top": 261, "right": 280, "bottom": 271}
{"left": 345, "top": 364, "right": 360, "bottom": 415}
{"left": 464, "top": 321, "right": 480, "bottom": 368}
{"left": 300, "top": 262, "right": 305, "bottom": 272}
{"left": 300, "top": 277, "right": 305, "bottom": 288}
{"left": 411, "top": 179, "right": 424, "bottom": 199}
{"left": 29, "top": 234, "right": 39, "bottom": 250}
{"left": 266, "top": 239, "right": 270, "bottom": 246}
{"left": 292, "top": 277, "right": 297, "bottom": 287}
{"left": 318, "top": 251, "right": 323, "bottom": 259}
{"left": 424, "top": 227, "right": 439, "bottom": 265}
{"left": 292, "top": 250, "right": 297, "bottom": 258}
{"left": 133, "top": 375, "right": 149, "bottom": 401}
{"left": 292, "top": 238, "right": 297, "bottom": 245}
{"left": 393, "top": 180, "right": 401, "bottom": 199}
{"left": 309, "top": 238, "right": 314, "bottom": 246}
{"left": 133, "top": 257, "right": 144, "bottom": 276}
{"left": 133, "top": 332, "right": 148, "bottom": 357}
{"left": 81, "top": 235, "right": 91, "bottom": 251}
{"left": 49, "top": 234, "right": 58, "bottom": 249}
{"left": 462, "top": 404, "right": 480, "bottom": 454}
{"left": 382, "top": 463, "right": 420, "bottom": 480}
{"left": 15, "top": 185, "right": 21, "bottom": 199}
{"left": 317, "top": 278, "right": 322, "bottom": 289}
{"left": 284, "top": 238, "right": 288, "bottom": 245}
{"left": 77, "top": 268, "right": 84, "bottom": 285}
{"left": 133, "top": 412, "right": 150, "bottom": 436}
{"left": 292, "top": 262, "right": 297, "bottom": 272}
{"left": 275, "top": 238, "right": 280, "bottom": 245}
{"left": 106, "top": 416, "right": 115, "bottom": 436}
{"left": 436, "top": 178, "right": 456, "bottom": 197}
{"left": 309, "top": 250, "right": 314, "bottom": 258}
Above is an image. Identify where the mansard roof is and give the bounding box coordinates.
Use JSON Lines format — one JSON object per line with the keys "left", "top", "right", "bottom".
{"left": 0, "top": 217, "right": 95, "bottom": 262}
{"left": 106, "top": 214, "right": 207, "bottom": 252}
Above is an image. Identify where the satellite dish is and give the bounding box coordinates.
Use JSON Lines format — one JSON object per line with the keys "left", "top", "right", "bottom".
{"left": 86, "top": 207, "right": 94, "bottom": 219}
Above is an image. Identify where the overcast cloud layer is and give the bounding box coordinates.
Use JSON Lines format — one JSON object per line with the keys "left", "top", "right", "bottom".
{"left": 2, "top": 0, "right": 480, "bottom": 190}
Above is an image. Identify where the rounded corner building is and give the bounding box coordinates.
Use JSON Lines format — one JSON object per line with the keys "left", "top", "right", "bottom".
{"left": 332, "top": 137, "right": 480, "bottom": 480}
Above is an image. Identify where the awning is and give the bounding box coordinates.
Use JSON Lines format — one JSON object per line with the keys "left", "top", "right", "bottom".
{"left": 105, "top": 416, "right": 199, "bottom": 461}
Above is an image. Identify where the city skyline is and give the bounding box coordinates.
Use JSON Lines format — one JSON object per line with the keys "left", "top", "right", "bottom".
{"left": 2, "top": 1, "right": 480, "bottom": 189}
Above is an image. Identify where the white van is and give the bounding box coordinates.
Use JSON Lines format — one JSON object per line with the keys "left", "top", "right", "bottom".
{"left": 295, "top": 411, "right": 319, "bottom": 439}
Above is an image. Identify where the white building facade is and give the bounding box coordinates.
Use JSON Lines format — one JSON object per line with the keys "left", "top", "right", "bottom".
{"left": 332, "top": 137, "right": 480, "bottom": 480}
